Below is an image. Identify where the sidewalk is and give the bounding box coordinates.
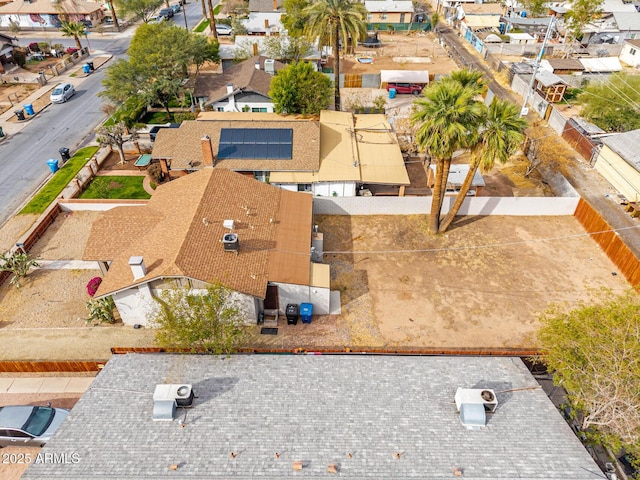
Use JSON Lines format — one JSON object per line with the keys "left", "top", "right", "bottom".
{"left": 0, "top": 376, "right": 94, "bottom": 394}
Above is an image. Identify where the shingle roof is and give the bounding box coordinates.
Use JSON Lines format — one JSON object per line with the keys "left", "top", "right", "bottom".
{"left": 546, "top": 58, "right": 584, "bottom": 71}
{"left": 0, "top": 0, "right": 102, "bottom": 14}
{"left": 22, "top": 354, "right": 603, "bottom": 480}
{"left": 535, "top": 69, "right": 566, "bottom": 87}
{"left": 600, "top": 129, "right": 640, "bottom": 170}
{"left": 152, "top": 117, "right": 320, "bottom": 171}
{"left": 625, "top": 38, "right": 640, "bottom": 48}
{"left": 83, "top": 169, "right": 312, "bottom": 298}
{"left": 248, "top": 0, "right": 281, "bottom": 12}
{"left": 193, "top": 56, "right": 284, "bottom": 104}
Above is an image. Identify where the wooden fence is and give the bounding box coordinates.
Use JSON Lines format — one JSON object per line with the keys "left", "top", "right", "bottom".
{"left": 574, "top": 198, "right": 640, "bottom": 286}
{"left": 563, "top": 118, "right": 598, "bottom": 161}
{"left": 0, "top": 361, "right": 103, "bottom": 373}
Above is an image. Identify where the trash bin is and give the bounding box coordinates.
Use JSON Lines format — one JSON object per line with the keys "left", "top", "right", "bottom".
{"left": 388, "top": 88, "right": 396, "bottom": 99}
{"left": 0, "top": 126, "right": 4, "bottom": 138}
{"left": 257, "top": 311, "right": 265, "bottom": 325}
{"left": 59, "top": 147, "right": 71, "bottom": 162}
{"left": 14, "top": 109, "right": 25, "bottom": 121}
{"left": 300, "top": 303, "right": 313, "bottom": 324}
{"left": 87, "top": 61, "right": 94, "bottom": 71}
{"left": 286, "top": 303, "right": 299, "bottom": 325}
{"left": 46, "top": 158, "right": 59, "bottom": 173}
{"left": 23, "top": 104, "right": 34, "bottom": 116}
{"left": 82, "top": 63, "right": 91, "bottom": 74}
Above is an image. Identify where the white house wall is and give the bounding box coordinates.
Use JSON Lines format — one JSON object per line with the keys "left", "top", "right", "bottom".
{"left": 274, "top": 282, "right": 331, "bottom": 315}
{"left": 112, "top": 286, "right": 155, "bottom": 327}
{"left": 210, "top": 98, "right": 275, "bottom": 113}
{"left": 594, "top": 145, "right": 640, "bottom": 202}
{"left": 313, "top": 182, "right": 356, "bottom": 197}
{"left": 620, "top": 43, "right": 640, "bottom": 67}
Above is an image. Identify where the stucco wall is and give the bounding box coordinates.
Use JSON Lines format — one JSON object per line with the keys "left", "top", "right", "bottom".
{"left": 274, "top": 282, "right": 331, "bottom": 315}
{"left": 113, "top": 286, "right": 155, "bottom": 327}
{"left": 620, "top": 44, "right": 640, "bottom": 67}
{"left": 313, "top": 196, "right": 580, "bottom": 216}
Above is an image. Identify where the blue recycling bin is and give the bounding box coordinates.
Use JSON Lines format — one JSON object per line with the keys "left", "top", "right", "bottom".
{"left": 82, "top": 63, "right": 91, "bottom": 74}
{"left": 24, "top": 103, "right": 34, "bottom": 116}
{"left": 300, "top": 303, "right": 313, "bottom": 324}
{"left": 388, "top": 88, "right": 397, "bottom": 99}
{"left": 46, "top": 158, "right": 59, "bottom": 173}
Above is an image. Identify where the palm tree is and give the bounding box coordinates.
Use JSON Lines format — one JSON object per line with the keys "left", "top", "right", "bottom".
{"left": 438, "top": 98, "right": 526, "bottom": 232}
{"left": 60, "top": 21, "right": 85, "bottom": 50}
{"left": 207, "top": 0, "right": 219, "bottom": 39}
{"left": 304, "top": 0, "right": 367, "bottom": 111}
{"left": 105, "top": 0, "right": 120, "bottom": 30}
{"left": 411, "top": 75, "right": 485, "bottom": 234}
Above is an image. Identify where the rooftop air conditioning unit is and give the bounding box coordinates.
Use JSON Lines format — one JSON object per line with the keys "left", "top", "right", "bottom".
{"left": 264, "top": 59, "right": 275, "bottom": 75}
{"left": 152, "top": 384, "right": 195, "bottom": 421}
{"left": 454, "top": 388, "right": 498, "bottom": 430}
{"left": 223, "top": 233, "right": 239, "bottom": 252}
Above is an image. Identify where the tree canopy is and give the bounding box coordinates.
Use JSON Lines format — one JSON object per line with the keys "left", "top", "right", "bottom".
{"left": 59, "top": 21, "right": 86, "bottom": 50}
{"left": 565, "top": 0, "right": 603, "bottom": 42}
{"left": 269, "top": 61, "right": 333, "bottom": 114}
{"left": 151, "top": 284, "right": 247, "bottom": 355}
{"left": 282, "top": 0, "right": 310, "bottom": 36}
{"left": 303, "top": 0, "right": 367, "bottom": 110}
{"left": 577, "top": 73, "right": 640, "bottom": 132}
{"left": 536, "top": 289, "right": 640, "bottom": 457}
{"left": 114, "top": 0, "right": 164, "bottom": 23}
{"left": 100, "top": 23, "right": 219, "bottom": 115}
{"left": 517, "top": 0, "right": 547, "bottom": 18}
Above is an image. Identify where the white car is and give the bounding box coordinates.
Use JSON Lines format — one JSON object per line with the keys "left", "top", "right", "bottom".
{"left": 215, "top": 24, "right": 232, "bottom": 35}
{"left": 148, "top": 15, "right": 166, "bottom": 24}
{"left": 50, "top": 83, "right": 75, "bottom": 103}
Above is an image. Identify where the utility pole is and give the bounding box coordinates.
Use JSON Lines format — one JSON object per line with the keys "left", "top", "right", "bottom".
{"left": 520, "top": 16, "right": 555, "bottom": 117}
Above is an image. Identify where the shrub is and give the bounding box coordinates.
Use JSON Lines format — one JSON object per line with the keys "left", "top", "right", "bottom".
{"left": 86, "top": 276, "right": 103, "bottom": 297}
{"left": 174, "top": 112, "right": 196, "bottom": 123}
{"left": 28, "top": 42, "right": 40, "bottom": 52}
{"left": 85, "top": 297, "right": 117, "bottom": 325}
{"left": 65, "top": 47, "right": 79, "bottom": 55}
{"left": 147, "top": 163, "right": 163, "bottom": 184}
{"left": 12, "top": 50, "right": 26, "bottom": 67}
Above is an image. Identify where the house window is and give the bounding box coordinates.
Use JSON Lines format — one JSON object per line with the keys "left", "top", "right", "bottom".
{"left": 252, "top": 107, "right": 268, "bottom": 112}
{"left": 297, "top": 184, "right": 312, "bottom": 192}
{"left": 367, "top": 14, "right": 372, "bottom": 21}
{"left": 631, "top": 48, "right": 637, "bottom": 55}
{"left": 254, "top": 171, "right": 270, "bottom": 183}
{"left": 215, "top": 107, "right": 224, "bottom": 112}
{"left": 379, "top": 13, "right": 387, "bottom": 20}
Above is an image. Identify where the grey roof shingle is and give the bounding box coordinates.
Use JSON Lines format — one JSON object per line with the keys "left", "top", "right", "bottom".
{"left": 600, "top": 129, "right": 640, "bottom": 170}
{"left": 23, "top": 354, "right": 602, "bottom": 480}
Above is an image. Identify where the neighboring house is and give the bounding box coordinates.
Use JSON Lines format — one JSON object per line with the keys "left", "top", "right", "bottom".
{"left": 364, "top": 0, "right": 414, "bottom": 26}
{"left": 150, "top": 111, "right": 410, "bottom": 196}
{"left": 243, "top": 0, "right": 283, "bottom": 34}
{"left": 82, "top": 168, "right": 331, "bottom": 326}
{"left": 270, "top": 110, "right": 410, "bottom": 196}
{"left": 620, "top": 38, "right": 640, "bottom": 67}
{"left": 540, "top": 58, "right": 585, "bottom": 75}
{"left": 428, "top": 164, "right": 486, "bottom": 196}
{"left": 593, "top": 129, "right": 640, "bottom": 203}
{"left": 22, "top": 354, "right": 606, "bottom": 480}
{"left": 533, "top": 70, "right": 568, "bottom": 103}
{"left": 579, "top": 11, "right": 640, "bottom": 45}
{"left": 456, "top": 3, "right": 503, "bottom": 31}
{"left": 218, "top": 35, "right": 323, "bottom": 63}
{"left": 193, "top": 56, "right": 284, "bottom": 112}
{"left": 0, "top": 0, "right": 104, "bottom": 28}
{"left": 506, "top": 32, "right": 535, "bottom": 44}
{"left": 0, "top": 32, "right": 16, "bottom": 74}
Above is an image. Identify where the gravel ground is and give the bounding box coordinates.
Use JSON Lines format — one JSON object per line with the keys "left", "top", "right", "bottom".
{"left": 0, "top": 214, "right": 39, "bottom": 254}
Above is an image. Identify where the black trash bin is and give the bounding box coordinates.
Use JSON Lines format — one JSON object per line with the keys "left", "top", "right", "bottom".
{"left": 14, "top": 109, "right": 25, "bottom": 121}
{"left": 286, "top": 304, "right": 299, "bottom": 325}
{"left": 59, "top": 147, "right": 71, "bottom": 162}
{"left": 87, "top": 61, "right": 94, "bottom": 71}
{"left": 257, "top": 311, "right": 265, "bottom": 325}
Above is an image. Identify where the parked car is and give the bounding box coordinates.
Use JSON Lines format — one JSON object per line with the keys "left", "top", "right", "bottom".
{"left": 170, "top": 4, "right": 181, "bottom": 13}
{"left": 215, "top": 24, "right": 233, "bottom": 36}
{"left": 386, "top": 82, "right": 424, "bottom": 95}
{"left": 149, "top": 123, "right": 181, "bottom": 142}
{"left": 159, "top": 7, "right": 174, "bottom": 19}
{"left": 0, "top": 405, "right": 69, "bottom": 448}
{"left": 148, "top": 15, "right": 166, "bottom": 24}
{"left": 50, "top": 83, "right": 75, "bottom": 103}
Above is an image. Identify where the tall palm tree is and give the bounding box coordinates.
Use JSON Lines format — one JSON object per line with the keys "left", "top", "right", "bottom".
{"left": 411, "top": 76, "right": 485, "bottom": 234}
{"left": 439, "top": 99, "right": 526, "bottom": 232}
{"left": 304, "top": 0, "right": 367, "bottom": 111}
{"left": 208, "top": 0, "right": 218, "bottom": 39}
{"left": 106, "top": 0, "right": 120, "bottom": 30}
{"left": 60, "top": 21, "right": 86, "bottom": 50}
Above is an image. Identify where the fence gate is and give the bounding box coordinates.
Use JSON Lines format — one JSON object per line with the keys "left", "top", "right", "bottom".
{"left": 343, "top": 74, "right": 362, "bottom": 88}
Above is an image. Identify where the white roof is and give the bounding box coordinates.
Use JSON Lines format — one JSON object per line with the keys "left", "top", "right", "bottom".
{"left": 364, "top": 0, "right": 413, "bottom": 13}
{"left": 612, "top": 12, "right": 640, "bottom": 31}
{"left": 380, "top": 70, "right": 429, "bottom": 83}
{"left": 429, "top": 164, "right": 486, "bottom": 187}
{"left": 220, "top": 35, "right": 322, "bottom": 61}
{"left": 601, "top": 0, "right": 637, "bottom": 13}
{"left": 579, "top": 56, "right": 623, "bottom": 72}
{"left": 242, "top": 12, "right": 284, "bottom": 33}
{"left": 508, "top": 33, "right": 535, "bottom": 40}
{"left": 535, "top": 69, "right": 566, "bottom": 87}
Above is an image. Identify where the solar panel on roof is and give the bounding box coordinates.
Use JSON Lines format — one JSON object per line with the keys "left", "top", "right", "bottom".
{"left": 217, "top": 128, "right": 293, "bottom": 160}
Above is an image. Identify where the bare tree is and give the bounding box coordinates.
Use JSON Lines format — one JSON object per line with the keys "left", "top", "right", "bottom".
{"left": 96, "top": 122, "right": 139, "bottom": 165}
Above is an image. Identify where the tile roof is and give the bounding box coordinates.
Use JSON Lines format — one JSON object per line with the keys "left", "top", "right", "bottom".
{"left": 193, "top": 56, "right": 284, "bottom": 105}
{"left": 600, "top": 129, "right": 640, "bottom": 170}
{"left": 23, "top": 354, "right": 603, "bottom": 480}
{"left": 0, "top": 0, "right": 103, "bottom": 14}
{"left": 83, "top": 169, "right": 312, "bottom": 298}
{"left": 152, "top": 116, "right": 320, "bottom": 171}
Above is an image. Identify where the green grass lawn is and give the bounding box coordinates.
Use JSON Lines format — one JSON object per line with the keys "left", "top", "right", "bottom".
{"left": 194, "top": 19, "right": 210, "bottom": 32}
{"left": 142, "top": 111, "right": 175, "bottom": 124}
{"left": 19, "top": 146, "right": 100, "bottom": 215}
{"left": 79, "top": 176, "right": 151, "bottom": 199}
